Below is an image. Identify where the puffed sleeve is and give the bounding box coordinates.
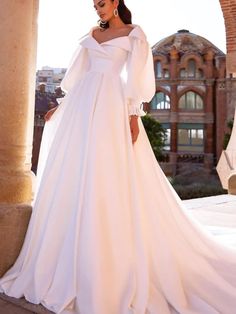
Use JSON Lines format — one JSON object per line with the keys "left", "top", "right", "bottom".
{"left": 60, "top": 41, "right": 90, "bottom": 93}
{"left": 125, "top": 27, "right": 156, "bottom": 117}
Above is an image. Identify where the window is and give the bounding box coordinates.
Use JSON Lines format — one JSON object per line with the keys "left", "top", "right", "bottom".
{"left": 180, "top": 69, "right": 186, "bottom": 78}
{"left": 151, "top": 92, "right": 170, "bottom": 110}
{"left": 163, "top": 69, "right": 170, "bottom": 78}
{"left": 156, "top": 61, "right": 162, "bottom": 78}
{"left": 180, "top": 60, "right": 203, "bottom": 79}
{"left": 179, "top": 91, "right": 203, "bottom": 110}
{"left": 197, "top": 69, "right": 203, "bottom": 79}
{"left": 187, "top": 59, "right": 196, "bottom": 77}
{"left": 178, "top": 123, "right": 204, "bottom": 152}
{"left": 162, "top": 123, "right": 171, "bottom": 151}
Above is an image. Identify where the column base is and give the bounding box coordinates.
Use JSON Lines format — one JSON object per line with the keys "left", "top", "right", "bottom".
{"left": 0, "top": 204, "right": 32, "bottom": 277}
{"left": 228, "top": 173, "right": 236, "bottom": 195}
{"left": 169, "top": 152, "right": 177, "bottom": 177}
{"left": 204, "top": 153, "right": 214, "bottom": 172}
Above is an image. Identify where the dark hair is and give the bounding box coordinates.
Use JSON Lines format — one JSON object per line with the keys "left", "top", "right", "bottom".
{"left": 98, "top": 0, "right": 132, "bottom": 30}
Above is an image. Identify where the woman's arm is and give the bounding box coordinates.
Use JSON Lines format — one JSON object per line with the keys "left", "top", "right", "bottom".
{"left": 129, "top": 115, "right": 139, "bottom": 144}
{"left": 125, "top": 27, "right": 156, "bottom": 143}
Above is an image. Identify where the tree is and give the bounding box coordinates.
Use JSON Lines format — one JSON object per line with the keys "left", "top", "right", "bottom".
{"left": 141, "top": 114, "right": 166, "bottom": 160}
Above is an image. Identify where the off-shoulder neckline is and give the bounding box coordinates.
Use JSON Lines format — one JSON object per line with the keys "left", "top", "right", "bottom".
{"left": 90, "top": 24, "right": 139, "bottom": 45}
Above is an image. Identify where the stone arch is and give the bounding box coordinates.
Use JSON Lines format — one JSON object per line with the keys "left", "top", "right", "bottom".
{"left": 179, "top": 53, "right": 205, "bottom": 78}
{"left": 153, "top": 55, "right": 170, "bottom": 78}
{"left": 153, "top": 54, "right": 169, "bottom": 65}
{"left": 156, "top": 87, "right": 171, "bottom": 97}
{"left": 178, "top": 87, "right": 205, "bottom": 100}
{"left": 180, "top": 53, "right": 204, "bottom": 67}
{"left": 219, "top": 0, "right": 236, "bottom": 75}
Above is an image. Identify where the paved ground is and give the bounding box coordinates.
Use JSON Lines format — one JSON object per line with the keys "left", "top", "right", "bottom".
{"left": 184, "top": 194, "right": 236, "bottom": 248}
{"left": 0, "top": 194, "right": 236, "bottom": 313}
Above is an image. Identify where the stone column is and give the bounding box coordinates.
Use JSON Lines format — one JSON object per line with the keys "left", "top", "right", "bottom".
{"left": 203, "top": 50, "right": 215, "bottom": 170}
{"left": 215, "top": 56, "right": 227, "bottom": 160}
{"left": 169, "top": 48, "right": 179, "bottom": 175}
{"left": 0, "top": 0, "right": 39, "bottom": 276}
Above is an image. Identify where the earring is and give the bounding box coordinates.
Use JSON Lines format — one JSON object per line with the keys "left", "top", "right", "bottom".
{"left": 113, "top": 8, "right": 119, "bottom": 17}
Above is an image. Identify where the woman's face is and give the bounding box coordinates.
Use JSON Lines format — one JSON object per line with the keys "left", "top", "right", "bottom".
{"left": 93, "top": 0, "right": 118, "bottom": 22}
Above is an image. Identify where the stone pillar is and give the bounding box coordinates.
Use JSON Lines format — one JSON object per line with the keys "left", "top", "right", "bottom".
{"left": 169, "top": 122, "right": 178, "bottom": 176}
{"left": 203, "top": 50, "right": 215, "bottom": 170}
{"left": 169, "top": 48, "right": 179, "bottom": 175}
{"left": 215, "top": 56, "right": 227, "bottom": 160}
{"left": 219, "top": 0, "right": 236, "bottom": 77}
{"left": 0, "top": 0, "right": 39, "bottom": 276}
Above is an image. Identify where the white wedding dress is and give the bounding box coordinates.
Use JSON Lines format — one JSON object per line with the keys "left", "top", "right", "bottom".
{"left": 0, "top": 24, "right": 236, "bottom": 314}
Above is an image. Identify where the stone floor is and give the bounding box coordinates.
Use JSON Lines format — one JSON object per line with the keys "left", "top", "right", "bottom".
{"left": 183, "top": 194, "right": 236, "bottom": 248}
{"left": 0, "top": 194, "right": 236, "bottom": 314}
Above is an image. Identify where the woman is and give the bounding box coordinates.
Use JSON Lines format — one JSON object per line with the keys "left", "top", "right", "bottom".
{"left": 1, "top": 0, "right": 236, "bottom": 313}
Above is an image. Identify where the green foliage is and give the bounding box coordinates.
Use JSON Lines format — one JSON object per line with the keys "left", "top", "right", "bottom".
{"left": 141, "top": 114, "right": 166, "bottom": 160}
{"left": 223, "top": 133, "right": 231, "bottom": 150}
{"left": 223, "top": 118, "right": 234, "bottom": 149}
{"left": 172, "top": 183, "right": 226, "bottom": 200}
{"left": 170, "top": 169, "right": 226, "bottom": 199}
{"left": 227, "top": 119, "right": 234, "bottom": 129}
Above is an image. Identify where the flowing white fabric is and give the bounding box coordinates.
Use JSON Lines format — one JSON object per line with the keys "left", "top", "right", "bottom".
{"left": 217, "top": 108, "right": 236, "bottom": 189}
{"left": 1, "top": 24, "right": 236, "bottom": 314}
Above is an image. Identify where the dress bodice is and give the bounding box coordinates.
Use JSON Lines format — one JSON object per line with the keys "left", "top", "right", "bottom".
{"left": 83, "top": 36, "right": 132, "bottom": 76}
{"left": 87, "top": 45, "right": 128, "bottom": 75}
{"left": 60, "top": 25, "right": 156, "bottom": 117}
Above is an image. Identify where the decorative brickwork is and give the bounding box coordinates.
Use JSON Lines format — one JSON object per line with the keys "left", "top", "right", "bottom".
{"left": 150, "top": 30, "right": 228, "bottom": 174}
{"left": 219, "top": 0, "right": 236, "bottom": 75}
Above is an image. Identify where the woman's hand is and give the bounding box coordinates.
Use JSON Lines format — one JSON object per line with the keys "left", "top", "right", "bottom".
{"left": 129, "top": 115, "right": 139, "bottom": 144}
{"left": 44, "top": 106, "right": 58, "bottom": 122}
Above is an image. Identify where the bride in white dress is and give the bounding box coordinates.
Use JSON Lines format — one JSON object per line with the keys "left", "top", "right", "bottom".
{"left": 1, "top": 0, "right": 236, "bottom": 313}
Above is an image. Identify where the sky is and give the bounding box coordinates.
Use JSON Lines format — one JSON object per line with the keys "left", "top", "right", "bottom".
{"left": 37, "top": 0, "right": 226, "bottom": 69}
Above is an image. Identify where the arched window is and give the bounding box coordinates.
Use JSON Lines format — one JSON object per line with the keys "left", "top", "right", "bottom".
{"left": 163, "top": 69, "right": 170, "bottom": 78}
{"left": 151, "top": 92, "right": 170, "bottom": 110}
{"left": 180, "top": 68, "right": 186, "bottom": 78}
{"left": 187, "top": 59, "right": 196, "bottom": 77}
{"left": 180, "top": 60, "right": 203, "bottom": 79}
{"left": 156, "top": 61, "right": 162, "bottom": 78}
{"left": 179, "top": 91, "right": 203, "bottom": 110}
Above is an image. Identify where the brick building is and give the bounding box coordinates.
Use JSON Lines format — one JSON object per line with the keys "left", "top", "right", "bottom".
{"left": 144, "top": 29, "right": 229, "bottom": 175}
{"left": 36, "top": 66, "right": 66, "bottom": 93}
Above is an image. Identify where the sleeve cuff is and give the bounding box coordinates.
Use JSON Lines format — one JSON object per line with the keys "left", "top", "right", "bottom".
{"left": 128, "top": 100, "right": 146, "bottom": 117}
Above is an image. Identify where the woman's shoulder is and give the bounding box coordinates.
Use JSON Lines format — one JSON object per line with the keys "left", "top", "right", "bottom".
{"left": 128, "top": 24, "right": 147, "bottom": 41}
{"left": 91, "top": 25, "right": 100, "bottom": 32}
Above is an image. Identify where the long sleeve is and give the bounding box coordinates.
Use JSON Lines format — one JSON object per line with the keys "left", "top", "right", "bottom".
{"left": 60, "top": 42, "right": 90, "bottom": 93}
{"left": 125, "top": 29, "right": 156, "bottom": 117}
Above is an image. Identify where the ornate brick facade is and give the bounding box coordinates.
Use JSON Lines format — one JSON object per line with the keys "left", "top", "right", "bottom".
{"left": 147, "top": 30, "right": 228, "bottom": 174}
